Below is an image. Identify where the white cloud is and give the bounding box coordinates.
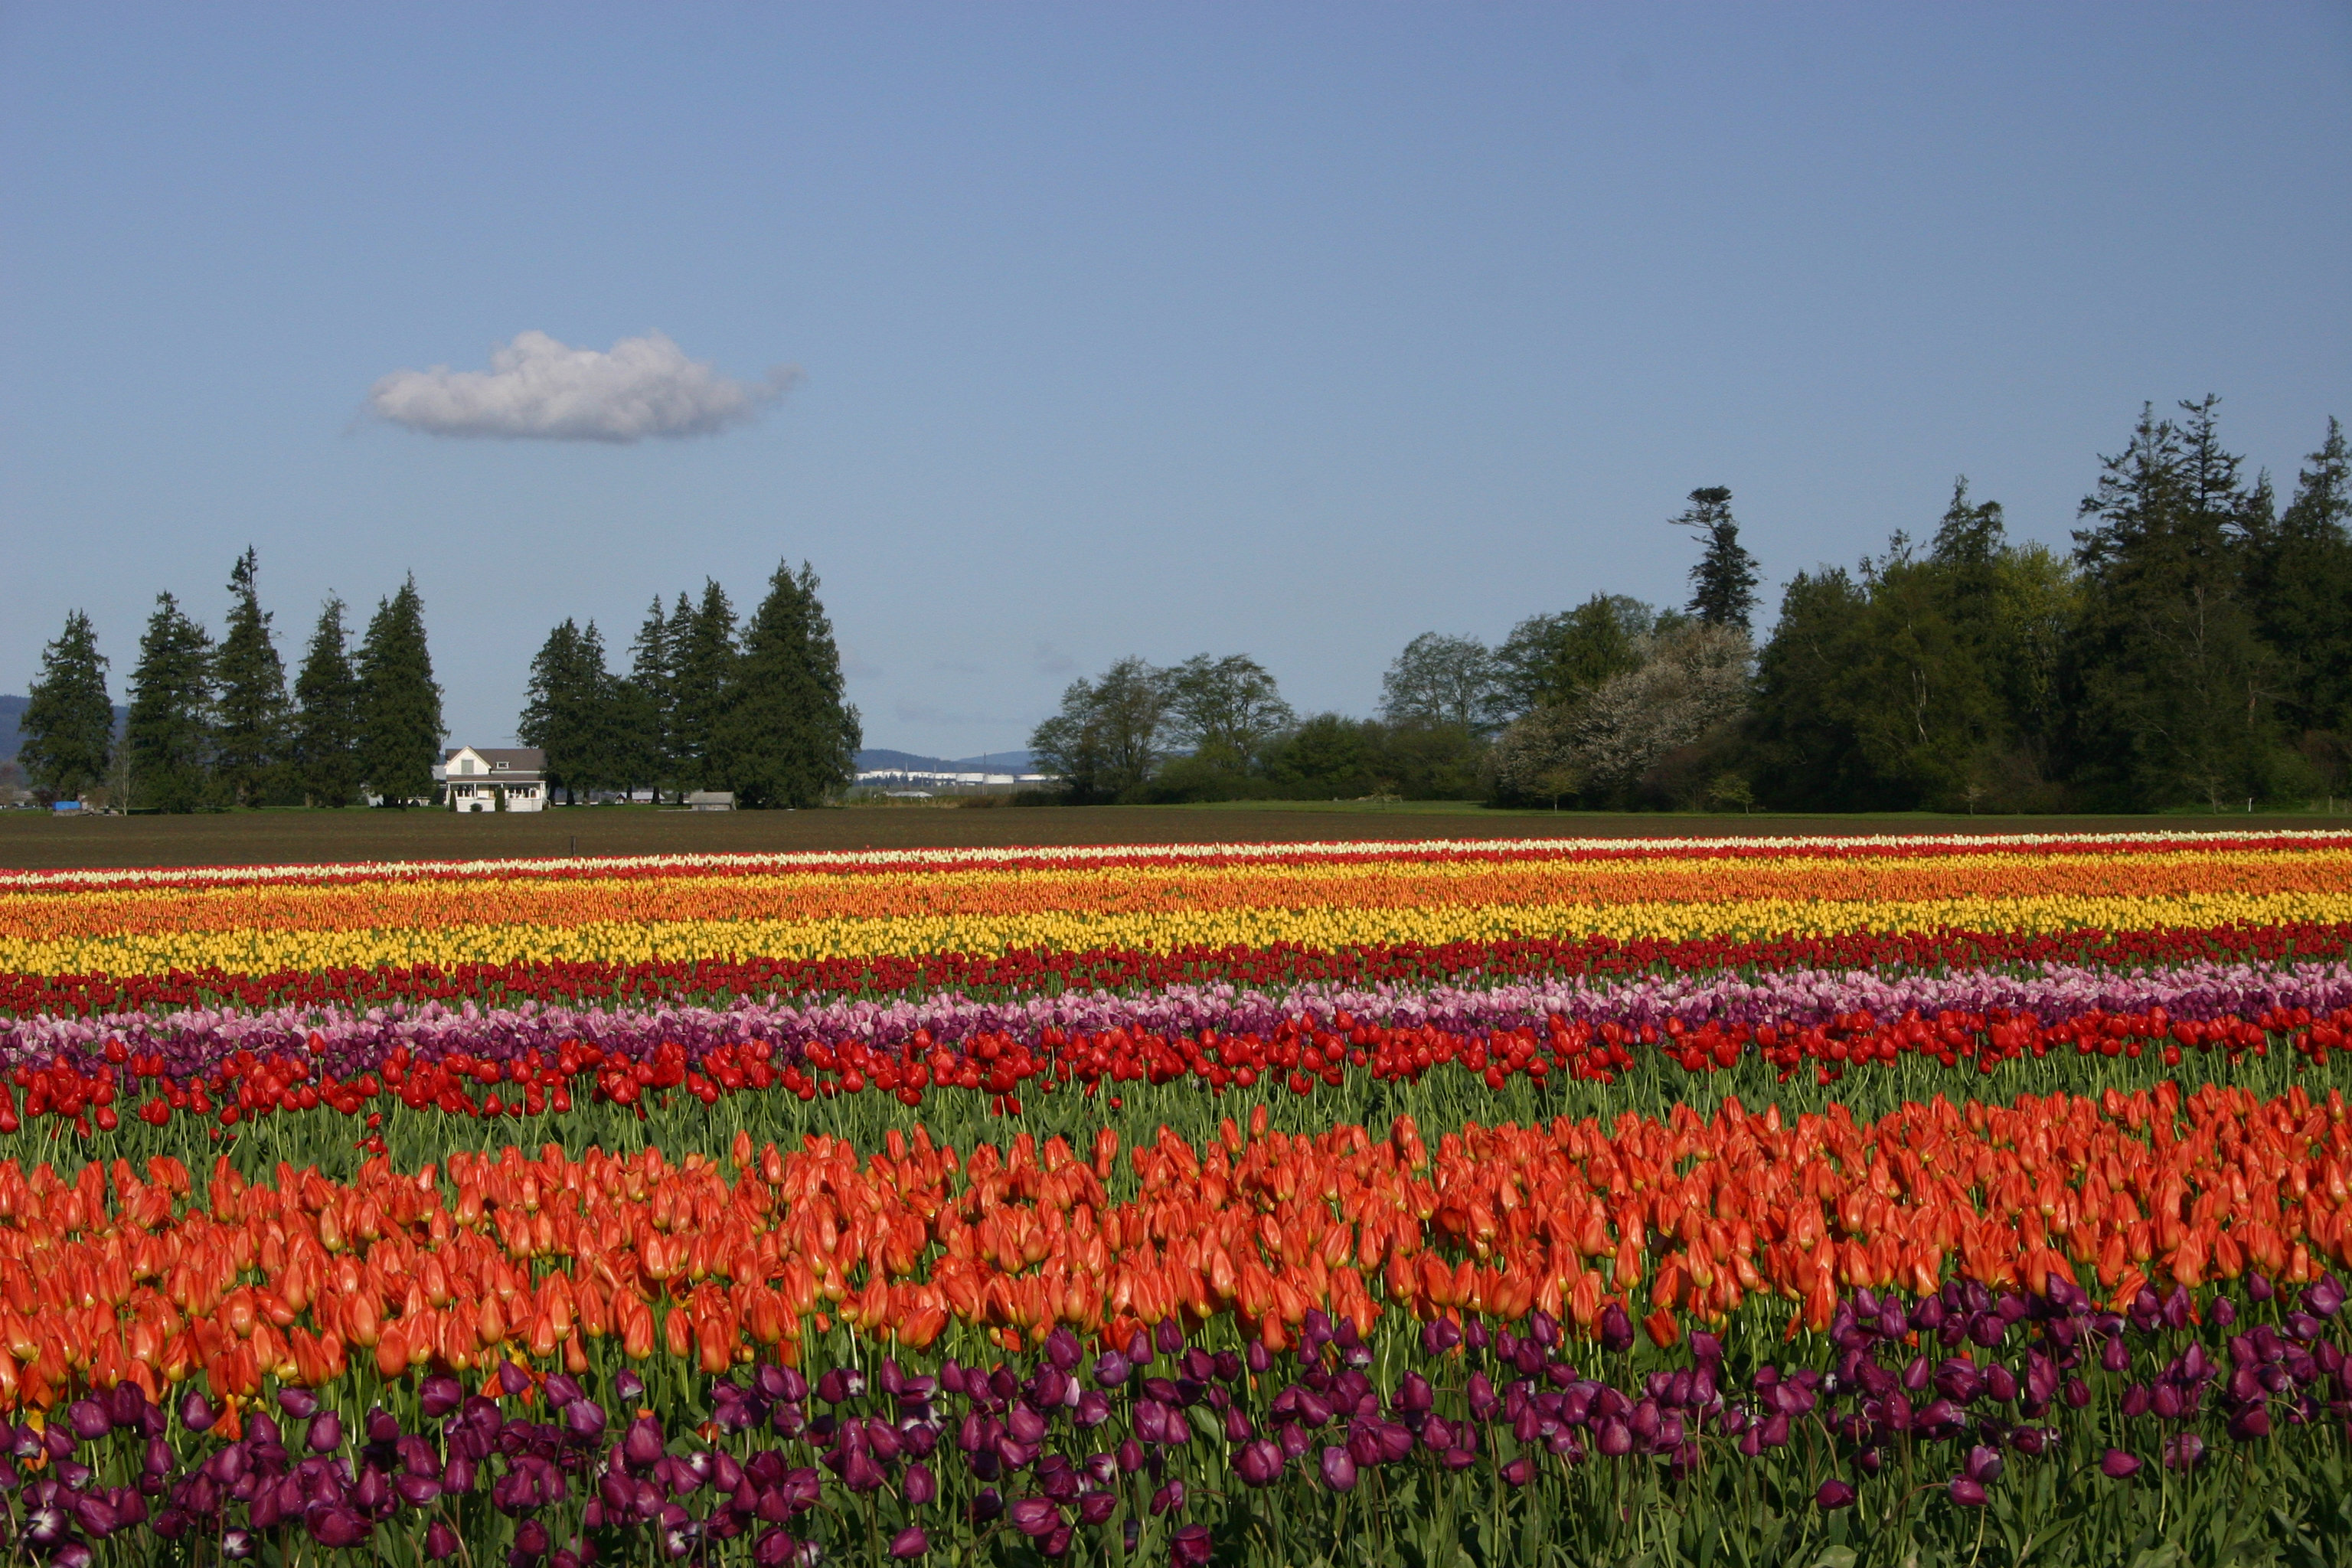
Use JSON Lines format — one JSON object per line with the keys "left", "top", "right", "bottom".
{"left": 368, "top": 331, "right": 795, "bottom": 443}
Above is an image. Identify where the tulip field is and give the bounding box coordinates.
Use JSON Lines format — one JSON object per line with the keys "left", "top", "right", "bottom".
{"left": 6, "top": 831, "right": 2352, "bottom": 1567}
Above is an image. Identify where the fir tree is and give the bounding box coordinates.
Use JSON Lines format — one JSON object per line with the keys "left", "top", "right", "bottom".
{"left": 1673, "top": 487, "right": 1761, "bottom": 630}
{"left": 2247, "top": 417, "right": 2352, "bottom": 739}
{"left": 126, "top": 594, "right": 216, "bottom": 812}
{"left": 519, "top": 619, "right": 621, "bottom": 802}
{"left": 2067, "top": 399, "right": 2279, "bottom": 808}
{"left": 292, "top": 596, "right": 364, "bottom": 807}
{"left": 623, "top": 596, "right": 676, "bottom": 800}
{"left": 725, "top": 560, "right": 861, "bottom": 808}
{"left": 671, "top": 581, "right": 740, "bottom": 791}
{"left": 355, "top": 576, "right": 443, "bottom": 805}
{"left": 211, "top": 547, "right": 291, "bottom": 807}
{"left": 18, "top": 610, "right": 113, "bottom": 802}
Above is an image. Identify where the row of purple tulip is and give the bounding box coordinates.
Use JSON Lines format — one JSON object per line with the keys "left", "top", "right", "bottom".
{"left": 5, "top": 1270, "right": 2348, "bottom": 1566}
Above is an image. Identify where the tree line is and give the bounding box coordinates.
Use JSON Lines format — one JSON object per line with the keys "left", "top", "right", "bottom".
{"left": 1034, "top": 400, "right": 2352, "bottom": 813}
{"left": 518, "top": 560, "right": 860, "bottom": 809}
{"left": 18, "top": 553, "right": 442, "bottom": 811}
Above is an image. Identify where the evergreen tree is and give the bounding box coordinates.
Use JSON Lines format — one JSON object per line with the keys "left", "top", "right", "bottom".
{"left": 355, "top": 576, "right": 443, "bottom": 805}
{"left": 671, "top": 581, "right": 740, "bottom": 791}
{"left": 1674, "top": 484, "right": 1769, "bottom": 629}
{"left": 1673, "top": 487, "right": 1761, "bottom": 630}
{"left": 292, "top": 596, "right": 364, "bottom": 808}
{"left": 125, "top": 594, "right": 216, "bottom": 812}
{"left": 2247, "top": 417, "right": 2352, "bottom": 739}
{"left": 725, "top": 560, "right": 861, "bottom": 808}
{"left": 519, "top": 619, "right": 622, "bottom": 803}
{"left": 18, "top": 610, "right": 113, "bottom": 802}
{"left": 623, "top": 596, "right": 676, "bottom": 800}
{"left": 2067, "top": 399, "right": 2281, "bottom": 808}
{"left": 211, "top": 547, "right": 291, "bottom": 807}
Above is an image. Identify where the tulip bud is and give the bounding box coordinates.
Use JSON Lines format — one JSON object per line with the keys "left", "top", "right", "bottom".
{"left": 2101, "top": 1449, "right": 2143, "bottom": 1480}
{"left": 887, "top": 1527, "right": 929, "bottom": 1560}
{"left": 1151, "top": 1479, "right": 1186, "bottom": 1515}
{"left": 1949, "top": 1477, "right": 1987, "bottom": 1507}
{"left": 420, "top": 1377, "right": 464, "bottom": 1419}
{"left": 424, "top": 1521, "right": 461, "bottom": 1561}
{"left": 308, "top": 1412, "right": 342, "bottom": 1453}
{"left": 1318, "top": 1446, "right": 1357, "bottom": 1493}
{"left": 498, "top": 1361, "right": 531, "bottom": 1397}
{"left": 179, "top": 1391, "right": 217, "bottom": 1432}
{"left": 1234, "top": 1439, "right": 1283, "bottom": 1488}
{"left": 616, "top": 1370, "right": 647, "bottom": 1403}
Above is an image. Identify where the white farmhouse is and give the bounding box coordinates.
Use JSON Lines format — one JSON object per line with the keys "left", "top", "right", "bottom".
{"left": 441, "top": 746, "right": 549, "bottom": 812}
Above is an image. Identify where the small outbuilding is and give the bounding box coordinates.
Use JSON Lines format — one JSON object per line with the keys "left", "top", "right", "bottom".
{"left": 685, "top": 791, "right": 735, "bottom": 812}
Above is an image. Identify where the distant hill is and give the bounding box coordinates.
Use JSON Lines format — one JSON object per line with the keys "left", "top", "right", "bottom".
{"left": 0, "top": 694, "right": 129, "bottom": 763}
{"left": 856, "top": 747, "right": 1036, "bottom": 774}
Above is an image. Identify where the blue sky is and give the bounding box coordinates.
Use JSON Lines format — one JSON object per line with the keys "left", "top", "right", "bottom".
{"left": 4, "top": 5, "right": 2347, "bottom": 759}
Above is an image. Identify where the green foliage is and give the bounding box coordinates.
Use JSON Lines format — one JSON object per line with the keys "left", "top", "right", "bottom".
{"left": 211, "top": 547, "right": 292, "bottom": 807}
{"left": 355, "top": 576, "right": 443, "bottom": 806}
{"left": 1492, "top": 596, "right": 1658, "bottom": 721}
{"left": 726, "top": 558, "right": 861, "bottom": 808}
{"left": 17, "top": 609, "right": 113, "bottom": 801}
{"left": 292, "top": 596, "right": 364, "bottom": 808}
{"left": 1747, "top": 487, "right": 2079, "bottom": 813}
{"left": 519, "top": 617, "right": 626, "bottom": 801}
{"left": 1165, "top": 654, "right": 1295, "bottom": 775}
{"left": 2066, "top": 400, "right": 2292, "bottom": 810}
{"left": 671, "top": 581, "right": 740, "bottom": 792}
{"left": 1674, "top": 486, "right": 1761, "bottom": 630}
{"left": 624, "top": 594, "right": 678, "bottom": 799}
{"left": 1032, "top": 658, "right": 1171, "bottom": 803}
{"left": 2246, "top": 418, "right": 2352, "bottom": 741}
{"left": 1383, "top": 633, "right": 1502, "bottom": 733}
{"left": 125, "top": 592, "right": 216, "bottom": 812}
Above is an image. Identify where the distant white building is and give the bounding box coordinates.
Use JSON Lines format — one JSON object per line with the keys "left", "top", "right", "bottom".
{"left": 439, "top": 746, "right": 548, "bottom": 812}
{"left": 853, "top": 769, "right": 1050, "bottom": 789}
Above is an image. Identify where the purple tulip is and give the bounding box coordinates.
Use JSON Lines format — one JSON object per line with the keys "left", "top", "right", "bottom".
{"left": 1152, "top": 1481, "right": 1186, "bottom": 1516}
{"left": 1092, "top": 1352, "right": 1132, "bottom": 1388}
{"left": 425, "top": 1521, "right": 461, "bottom": 1561}
{"left": 622, "top": 1417, "right": 665, "bottom": 1472}
{"left": 1599, "top": 1303, "right": 1634, "bottom": 1354}
{"left": 1009, "top": 1497, "right": 1060, "bottom": 1539}
{"left": 1319, "top": 1446, "right": 1358, "bottom": 1493}
{"left": 308, "top": 1506, "right": 370, "bottom": 1548}
{"left": 904, "top": 1462, "right": 936, "bottom": 1506}
{"left": 616, "top": 1370, "right": 647, "bottom": 1402}
{"left": 2101, "top": 1449, "right": 2143, "bottom": 1480}
{"left": 564, "top": 1400, "right": 608, "bottom": 1441}
{"left": 178, "top": 1391, "right": 217, "bottom": 1432}
{"left": 1235, "top": 1439, "right": 1285, "bottom": 1488}
{"left": 2308, "top": 1275, "right": 2346, "bottom": 1318}
{"left": 67, "top": 1400, "right": 109, "bottom": 1441}
{"left": 889, "top": 1526, "right": 929, "bottom": 1559}
{"left": 1172, "top": 1525, "right": 1213, "bottom": 1566}
{"left": 1815, "top": 1480, "right": 1856, "bottom": 1510}
{"left": 307, "top": 1412, "right": 343, "bottom": 1454}
{"left": 420, "top": 1377, "right": 464, "bottom": 1419}
{"left": 544, "top": 1374, "right": 584, "bottom": 1408}
{"left": 1949, "top": 1478, "right": 1987, "bottom": 1507}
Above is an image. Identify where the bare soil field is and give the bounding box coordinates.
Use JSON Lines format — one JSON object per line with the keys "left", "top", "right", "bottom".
{"left": 0, "top": 801, "right": 2326, "bottom": 871}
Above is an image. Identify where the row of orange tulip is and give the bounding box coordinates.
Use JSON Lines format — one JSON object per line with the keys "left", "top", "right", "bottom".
{"left": 2, "top": 1083, "right": 2344, "bottom": 1417}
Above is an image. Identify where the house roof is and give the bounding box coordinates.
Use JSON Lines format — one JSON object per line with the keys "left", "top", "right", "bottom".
{"left": 445, "top": 746, "right": 547, "bottom": 771}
